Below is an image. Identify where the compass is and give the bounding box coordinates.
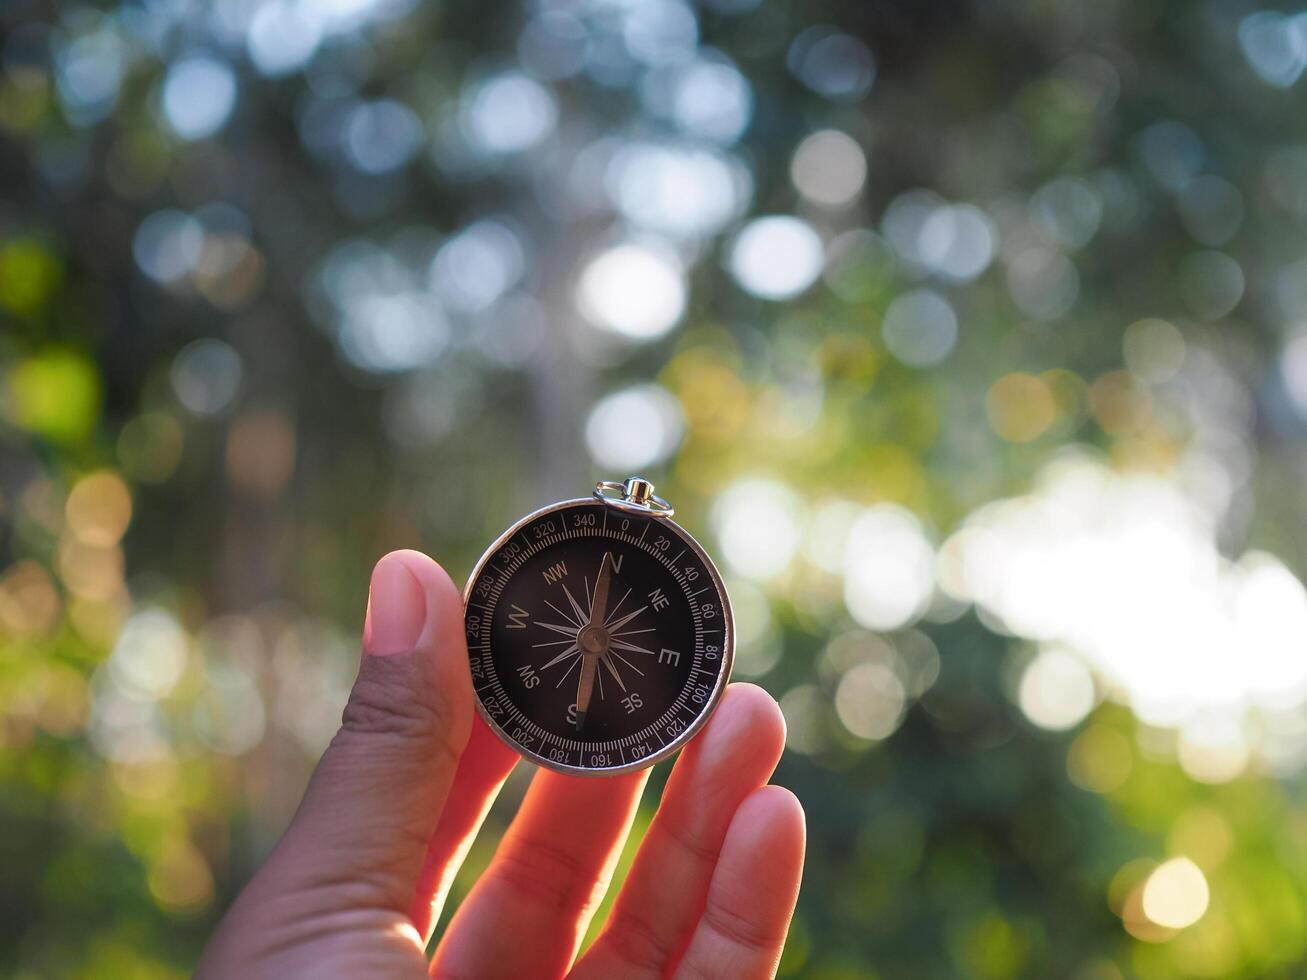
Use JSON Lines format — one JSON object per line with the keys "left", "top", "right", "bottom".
{"left": 463, "top": 477, "right": 734, "bottom": 776}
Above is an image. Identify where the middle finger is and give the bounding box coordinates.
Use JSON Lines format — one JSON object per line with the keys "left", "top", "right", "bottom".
{"left": 430, "top": 763, "right": 649, "bottom": 979}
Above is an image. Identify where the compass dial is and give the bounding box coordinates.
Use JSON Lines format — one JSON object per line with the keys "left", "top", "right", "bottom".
{"left": 464, "top": 498, "right": 733, "bottom": 775}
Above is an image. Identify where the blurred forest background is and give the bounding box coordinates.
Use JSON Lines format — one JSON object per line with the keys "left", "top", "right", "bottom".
{"left": 4, "top": 0, "right": 1307, "bottom": 976}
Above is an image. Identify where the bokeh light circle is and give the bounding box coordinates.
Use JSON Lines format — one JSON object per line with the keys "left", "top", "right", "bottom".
{"left": 584, "top": 384, "right": 685, "bottom": 470}
{"left": 577, "top": 243, "right": 686, "bottom": 340}
{"left": 881, "top": 289, "right": 958, "bottom": 367}
{"left": 790, "top": 130, "right": 866, "bottom": 208}
{"left": 728, "top": 216, "right": 823, "bottom": 300}
{"left": 162, "top": 56, "right": 237, "bottom": 140}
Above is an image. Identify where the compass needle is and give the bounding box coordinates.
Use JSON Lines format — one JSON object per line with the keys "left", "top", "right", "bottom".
{"left": 575, "top": 656, "right": 597, "bottom": 729}
{"left": 465, "top": 478, "right": 733, "bottom": 772}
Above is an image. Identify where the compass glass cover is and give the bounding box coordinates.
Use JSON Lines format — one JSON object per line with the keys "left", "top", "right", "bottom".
{"left": 465, "top": 500, "right": 732, "bottom": 774}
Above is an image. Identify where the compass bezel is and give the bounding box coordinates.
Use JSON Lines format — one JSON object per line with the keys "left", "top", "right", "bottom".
{"left": 462, "top": 495, "right": 735, "bottom": 777}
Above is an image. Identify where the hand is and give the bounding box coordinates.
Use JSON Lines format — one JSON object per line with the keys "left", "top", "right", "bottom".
{"left": 196, "top": 550, "right": 805, "bottom": 980}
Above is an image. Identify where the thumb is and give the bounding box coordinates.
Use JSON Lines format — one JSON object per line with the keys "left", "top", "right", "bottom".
{"left": 258, "top": 550, "right": 474, "bottom": 912}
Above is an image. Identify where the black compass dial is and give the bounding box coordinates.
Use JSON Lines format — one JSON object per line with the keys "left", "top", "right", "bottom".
{"left": 465, "top": 500, "right": 732, "bottom": 774}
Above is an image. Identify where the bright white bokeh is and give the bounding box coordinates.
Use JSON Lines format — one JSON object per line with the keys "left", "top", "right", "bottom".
{"left": 623, "top": 0, "right": 699, "bottom": 66}
{"left": 109, "top": 608, "right": 190, "bottom": 701}
{"left": 941, "top": 453, "right": 1307, "bottom": 746}
{"left": 1142, "top": 858, "right": 1209, "bottom": 929}
{"left": 669, "top": 56, "right": 752, "bottom": 144}
{"left": 790, "top": 130, "right": 866, "bottom": 208}
{"left": 461, "top": 71, "right": 558, "bottom": 155}
{"left": 584, "top": 384, "right": 685, "bottom": 470}
{"left": 247, "top": 2, "right": 322, "bottom": 76}
{"left": 162, "top": 56, "right": 237, "bottom": 140}
{"left": 1178, "top": 719, "right": 1250, "bottom": 783}
{"left": 713, "top": 479, "right": 803, "bottom": 581}
{"left": 843, "top": 505, "right": 935, "bottom": 631}
{"left": 577, "top": 243, "right": 686, "bottom": 339}
{"left": 728, "top": 216, "right": 823, "bottom": 300}
{"left": 607, "top": 141, "right": 751, "bottom": 239}
{"left": 1018, "top": 648, "right": 1096, "bottom": 730}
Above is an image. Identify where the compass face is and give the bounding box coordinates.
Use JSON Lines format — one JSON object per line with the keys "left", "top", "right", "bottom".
{"left": 464, "top": 498, "right": 733, "bottom": 775}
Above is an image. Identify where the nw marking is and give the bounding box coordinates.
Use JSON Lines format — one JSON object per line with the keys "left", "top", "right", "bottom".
{"left": 542, "top": 560, "right": 568, "bottom": 584}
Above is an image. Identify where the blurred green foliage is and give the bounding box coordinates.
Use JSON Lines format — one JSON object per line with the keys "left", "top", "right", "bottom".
{"left": 3, "top": 0, "right": 1307, "bottom": 977}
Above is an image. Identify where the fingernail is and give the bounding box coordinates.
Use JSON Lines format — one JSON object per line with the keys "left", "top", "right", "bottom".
{"left": 363, "top": 555, "right": 427, "bottom": 656}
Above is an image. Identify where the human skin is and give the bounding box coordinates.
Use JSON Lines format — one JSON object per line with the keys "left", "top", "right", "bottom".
{"left": 196, "top": 549, "right": 806, "bottom": 979}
